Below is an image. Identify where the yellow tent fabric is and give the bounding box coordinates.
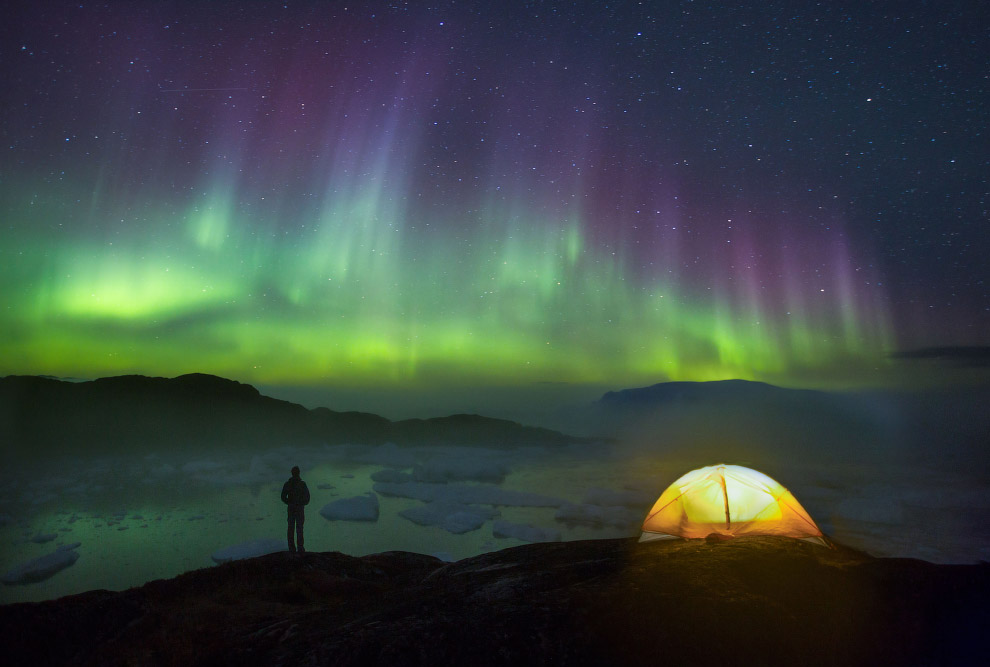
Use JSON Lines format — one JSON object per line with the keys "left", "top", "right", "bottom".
{"left": 639, "top": 464, "right": 825, "bottom": 544}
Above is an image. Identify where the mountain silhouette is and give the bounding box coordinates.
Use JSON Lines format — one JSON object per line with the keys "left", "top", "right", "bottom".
{"left": 0, "top": 374, "right": 585, "bottom": 461}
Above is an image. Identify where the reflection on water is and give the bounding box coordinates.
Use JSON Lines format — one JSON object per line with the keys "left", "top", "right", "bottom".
{"left": 1, "top": 442, "right": 988, "bottom": 604}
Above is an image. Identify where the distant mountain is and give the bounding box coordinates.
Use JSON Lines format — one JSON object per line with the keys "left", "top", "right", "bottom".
{"left": 596, "top": 379, "right": 821, "bottom": 408}
{"left": 2, "top": 536, "right": 985, "bottom": 665}
{"left": 546, "top": 378, "right": 907, "bottom": 467}
{"left": 0, "top": 374, "right": 587, "bottom": 461}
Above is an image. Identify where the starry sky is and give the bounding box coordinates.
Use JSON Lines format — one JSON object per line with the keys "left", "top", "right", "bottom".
{"left": 1, "top": 1, "right": 987, "bottom": 407}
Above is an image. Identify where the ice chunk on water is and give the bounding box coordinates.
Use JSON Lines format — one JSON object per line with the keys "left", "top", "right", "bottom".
{"left": 492, "top": 520, "right": 562, "bottom": 543}
{"left": 399, "top": 503, "right": 498, "bottom": 534}
{"left": 211, "top": 538, "right": 286, "bottom": 564}
{"left": 2, "top": 543, "right": 81, "bottom": 585}
{"left": 320, "top": 493, "right": 380, "bottom": 521}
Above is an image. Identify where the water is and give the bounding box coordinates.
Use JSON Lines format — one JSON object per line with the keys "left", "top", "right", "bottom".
{"left": 1, "top": 442, "right": 988, "bottom": 604}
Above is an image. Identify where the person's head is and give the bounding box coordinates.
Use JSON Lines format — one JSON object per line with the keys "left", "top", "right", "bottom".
{"left": 291, "top": 466, "right": 300, "bottom": 478}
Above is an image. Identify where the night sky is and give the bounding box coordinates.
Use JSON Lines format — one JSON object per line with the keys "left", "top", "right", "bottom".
{"left": 2, "top": 1, "right": 987, "bottom": 403}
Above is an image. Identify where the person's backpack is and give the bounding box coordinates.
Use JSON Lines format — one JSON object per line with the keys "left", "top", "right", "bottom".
{"left": 287, "top": 478, "right": 310, "bottom": 505}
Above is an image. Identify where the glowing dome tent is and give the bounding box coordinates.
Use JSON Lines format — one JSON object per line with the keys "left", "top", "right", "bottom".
{"left": 640, "top": 464, "right": 826, "bottom": 545}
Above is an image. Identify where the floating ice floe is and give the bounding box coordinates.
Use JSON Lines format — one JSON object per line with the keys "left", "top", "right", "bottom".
{"left": 320, "top": 493, "right": 380, "bottom": 521}
{"left": 399, "top": 503, "right": 499, "bottom": 534}
{"left": 2, "top": 543, "right": 81, "bottom": 585}
{"left": 492, "top": 520, "right": 562, "bottom": 543}
{"left": 373, "top": 481, "right": 564, "bottom": 508}
{"left": 211, "top": 538, "right": 286, "bottom": 564}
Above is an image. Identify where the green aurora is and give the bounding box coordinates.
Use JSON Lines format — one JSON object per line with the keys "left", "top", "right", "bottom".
{"left": 3, "top": 1, "right": 984, "bottom": 405}
{"left": 1, "top": 177, "right": 894, "bottom": 392}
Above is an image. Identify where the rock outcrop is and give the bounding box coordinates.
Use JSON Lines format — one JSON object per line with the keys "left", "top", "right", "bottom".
{"left": 1, "top": 536, "right": 985, "bottom": 665}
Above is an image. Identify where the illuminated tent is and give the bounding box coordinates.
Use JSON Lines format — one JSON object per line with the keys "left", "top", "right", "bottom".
{"left": 639, "top": 464, "right": 826, "bottom": 545}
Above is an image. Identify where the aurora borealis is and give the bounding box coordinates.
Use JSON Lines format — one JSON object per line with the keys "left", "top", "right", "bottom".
{"left": 2, "top": 1, "right": 987, "bottom": 406}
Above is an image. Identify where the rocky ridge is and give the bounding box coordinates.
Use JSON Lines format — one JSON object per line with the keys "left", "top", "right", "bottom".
{"left": 1, "top": 536, "right": 986, "bottom": 666}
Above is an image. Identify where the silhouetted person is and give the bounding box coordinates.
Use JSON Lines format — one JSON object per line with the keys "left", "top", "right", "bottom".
{"left": 281, "top": 466, "right": 310, "bottom": 553}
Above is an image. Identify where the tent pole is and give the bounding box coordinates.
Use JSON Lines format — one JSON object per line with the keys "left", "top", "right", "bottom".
{"left": 719, "top": 469, "right": 730, "bottom": 530}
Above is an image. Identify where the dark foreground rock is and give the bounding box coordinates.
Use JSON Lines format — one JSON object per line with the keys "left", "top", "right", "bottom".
{"left": 1, "top": 537, "right": 986, "bottom": 666}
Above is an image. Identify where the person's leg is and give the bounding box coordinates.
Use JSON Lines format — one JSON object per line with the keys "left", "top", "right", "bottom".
{"left": 296, "top": 511, "right": 305, "bottom": 553}
{"left": 287, "top": 511, "right": 297, "bottom": 552}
